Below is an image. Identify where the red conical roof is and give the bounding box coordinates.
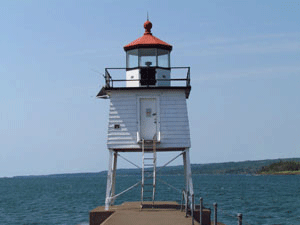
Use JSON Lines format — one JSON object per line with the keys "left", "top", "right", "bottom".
{"left": 124, "top": 20, "right": 172, "bottom": 51}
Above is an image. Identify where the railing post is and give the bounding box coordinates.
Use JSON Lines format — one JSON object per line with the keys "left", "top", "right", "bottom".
{"left": 237, "top": 213, "right": 242, "bottom": 225}
{"left": 181, "top": 190, "right": 184, "bottom": 212}
{"left": 191, "top": 194, "right": 194, "bottom": 225}
{"left": 185, "top": 191, "right": 189, "bottom": 217}
{"left": 105, "top": 69, "right": 109, "bottom": 88}
{"left": 213, "top": 203, "right": 217, "bottom": 225}
{"left": 199, "top": 197, "right": 203, "bottom": 225}
{"left": 187, "top": 67, "right": 190, "bottom": 87}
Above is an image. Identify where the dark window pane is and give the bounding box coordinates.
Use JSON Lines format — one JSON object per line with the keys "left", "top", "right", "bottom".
{"left": 140, "top": 68, "right": 156, "bottom": 85}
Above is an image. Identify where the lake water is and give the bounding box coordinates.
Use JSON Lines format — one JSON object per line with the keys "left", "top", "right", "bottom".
{"left": 0, "top": 174, "right": 299, "bottom": 225}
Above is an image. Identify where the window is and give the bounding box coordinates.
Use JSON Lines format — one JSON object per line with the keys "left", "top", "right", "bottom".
{"left": 126, "top": 49, "right": 138, "bottom": 68}
{"left": 157, "top": 49, "right": 170, "bottom": 68}
{"left": 139, "top": 48, "right": 157, "bottom": 67}
{"left": 126, "top": 48, "right": 170, "bottom": 68}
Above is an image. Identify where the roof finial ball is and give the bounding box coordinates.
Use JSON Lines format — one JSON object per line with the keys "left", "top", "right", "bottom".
{"left": 144, "top": 20, "right": 152, "bottom": 35}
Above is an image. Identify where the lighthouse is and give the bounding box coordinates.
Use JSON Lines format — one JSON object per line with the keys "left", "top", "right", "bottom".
{"left": 97, "top": 19, "right": 193, "bottom": 210}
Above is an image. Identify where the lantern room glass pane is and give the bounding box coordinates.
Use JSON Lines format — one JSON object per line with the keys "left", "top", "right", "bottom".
{"left": 139, "top": 48, "right": 157, "bottom": 67}
{"left": 157, "top": 49, "right": 170, "bottom": 68}
{"left": 127, "top": 49, "right": 138, "bottom": 68}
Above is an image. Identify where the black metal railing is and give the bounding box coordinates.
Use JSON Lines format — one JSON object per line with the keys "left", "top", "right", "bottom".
{"left": 104, "top": 67, "right": 190, "bottom": 88}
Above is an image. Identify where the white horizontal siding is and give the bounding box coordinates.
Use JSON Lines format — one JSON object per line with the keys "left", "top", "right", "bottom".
{"left": 107, "top": 91, "right": 139, "bottom": 149}
{"left": 109, "top": 113, "right": 134, "bottom": 120}
{"left": 108, "top": 126, "right": 136, "bottom": 132}
{"left": 108, "top": 136, "right": 136, "bottom": 141}
{"left": 159, "top": 90, "right": 191, "bottom": 148}
{"left": 160, "top": 101, "right": 186, "bottom": 105}
{"left": 160, "top": 113, "right": 188, "bottom": 118}
{"left": 161, "top": 117, "right": 189, "bottom": 122}
{"left": 106, "top": 89, "right": 190, "bottom": 150}
{"left": 159, "top": 129, "right": 190, "bottom": 134}
{"left": 161, "top": 105, "right": 187, "bottom": 110}
{"left": 109, "top": 118, "right": 137, "bottom": 122}
{"left": 161, "top": 126, "right": 190, "bottom": 132}
{"left": 161, "top": 122, "right": 190, "bottom": 127}
{"left": 108, "top": 131, "right": 134, "bottom": 136}
{"left": 108, "top": 140, "right": 137, "bottom": 145}
{"left": 109, "top": 110, "right": 136, "bottom": 115}
{"left": 160, "top": 133, "right": 190, "bottom": 138}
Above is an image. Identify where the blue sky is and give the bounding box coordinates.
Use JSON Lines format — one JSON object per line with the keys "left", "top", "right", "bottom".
{"left": 0, "top": 0, "right": 299, "bottom": 177}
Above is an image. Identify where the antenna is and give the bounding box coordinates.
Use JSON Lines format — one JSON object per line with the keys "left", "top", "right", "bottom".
{"left": 91, "top": 69, "right": 105, "bottom": 78}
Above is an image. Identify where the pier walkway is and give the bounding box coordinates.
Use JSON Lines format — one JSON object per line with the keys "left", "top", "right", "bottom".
{"left": 90, "top": 201, "right": 213, "bottom": 225}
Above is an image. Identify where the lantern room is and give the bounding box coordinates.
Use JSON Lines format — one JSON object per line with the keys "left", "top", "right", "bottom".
{"left": 124, "top": 20, "right": 172, "bottom": 87}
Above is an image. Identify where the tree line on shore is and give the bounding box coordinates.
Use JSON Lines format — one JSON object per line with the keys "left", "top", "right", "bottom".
{"left": 259, "top": 160, "right": 300, "bottom": 174}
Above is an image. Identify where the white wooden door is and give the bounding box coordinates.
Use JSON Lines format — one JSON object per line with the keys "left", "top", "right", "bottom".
{"left": 140, "top": 98, "right": 157, "bottom": 140}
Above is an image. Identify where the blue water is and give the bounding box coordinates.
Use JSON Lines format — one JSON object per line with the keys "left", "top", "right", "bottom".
{"left": 0, "top": 174, "right": 299, "bottom": 225}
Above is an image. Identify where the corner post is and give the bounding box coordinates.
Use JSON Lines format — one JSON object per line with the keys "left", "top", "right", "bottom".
{"left": 182, "top": 148, "right": 194, "bottom": 210}
{"left": 105, "top": 149, "right": 114, "bottom": 210}
{"left": 185, "top": 148, "right": 194, "bottom": 197}
{"left": 110, "top": 151, "right": 118, "bottom": 205}
{"left": 182, "top": 150, "right": 188, "bottom": 194}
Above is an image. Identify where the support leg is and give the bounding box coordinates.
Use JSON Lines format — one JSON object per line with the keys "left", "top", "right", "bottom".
{"left": 182, "top": 150, "right": 188, "bottom": 211}
{"left": 105, "top": 149, "right": 114, "bottom": 210}
{"left": 110, "top": 152, "right": 118, "bottom": 205}
{"left": 182, "top": 148, "right": 194, "bottom": 210}
{"left": 185, "top": 149, "right": 194, "bottom": 197}
{"left": 182, "top": 150, "right": 188, "bottom": 194}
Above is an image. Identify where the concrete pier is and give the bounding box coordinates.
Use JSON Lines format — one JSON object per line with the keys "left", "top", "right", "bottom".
{"left": 90, "top": 201, "right": 212, "bottom": 225}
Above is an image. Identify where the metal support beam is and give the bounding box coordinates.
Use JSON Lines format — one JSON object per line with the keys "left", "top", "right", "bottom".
{"left": 111, "top": 181, "right": 141, "bottom": 200}
{"left": 182, "top": 151, "right": 188, "bottom": 194}
{"left": 105, "top": 150, "right": 114, "bottom": 210}
{"left": 110, "top": 152, "right": 118, "bottom": 205}
{"left": 117, "top": 153, "right": 141, "bottom": 169}
{"left": 105, "top": 148, "right": 194, "bottom": 211}
{"left": 185, "top": 149, "right": 194, "bottom": 197}
{"left": 182, "top": 148, "right": 194, "bottom": 210}
{"left": 156, "top": 150, "right": 186, "bottom": 174}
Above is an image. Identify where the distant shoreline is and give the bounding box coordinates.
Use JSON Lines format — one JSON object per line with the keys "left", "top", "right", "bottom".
{"left": 257, "top": 160, "right": 300, "bottom": 175}
{"left": 258, "top": 171, "right": 300, "bottom": 175}
{"left": 2, "top": 157, "right": 300, "bottom": 178}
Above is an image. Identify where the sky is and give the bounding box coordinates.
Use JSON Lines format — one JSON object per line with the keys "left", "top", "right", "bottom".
{"left": 0, "top": 0, "right": 299, "bottom": 177}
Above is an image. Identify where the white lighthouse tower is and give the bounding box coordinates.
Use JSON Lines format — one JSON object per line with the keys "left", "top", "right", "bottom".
{"left": 97, "top": 19, "right": 193, "bottom": 210}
